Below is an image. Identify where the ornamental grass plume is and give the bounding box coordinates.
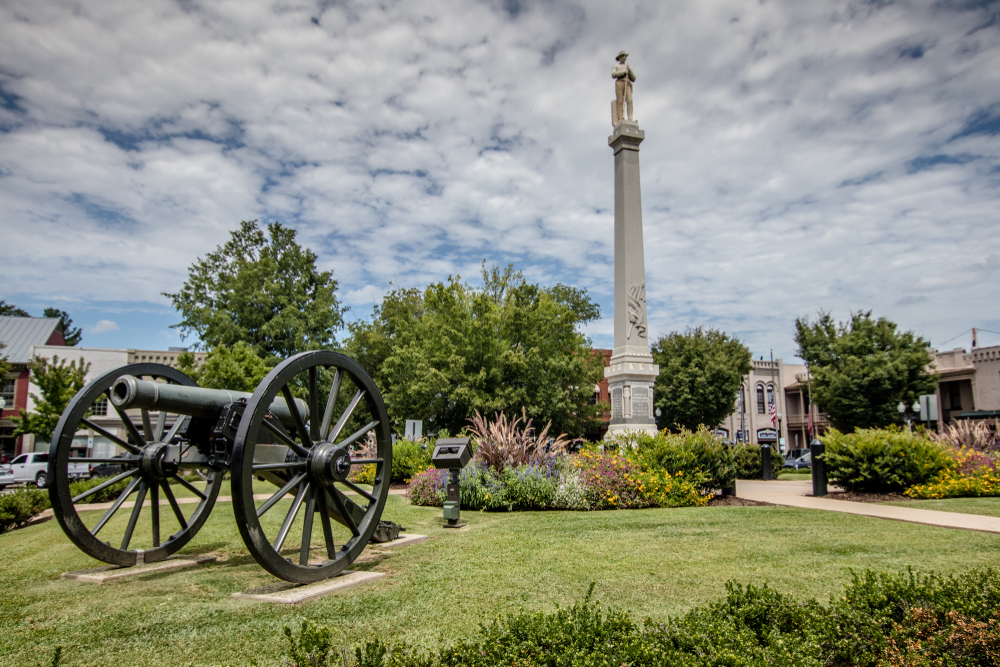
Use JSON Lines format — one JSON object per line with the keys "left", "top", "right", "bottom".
{"left": 467, "top": 408, "right": 576, "bottom": 474}
{"left": 931, "top": 419, "right": 1000, "bottom": 453}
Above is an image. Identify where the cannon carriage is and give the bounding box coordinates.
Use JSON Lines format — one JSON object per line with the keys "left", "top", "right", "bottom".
{"left": 47, "top": 351, "right": 392, "bottom": 583}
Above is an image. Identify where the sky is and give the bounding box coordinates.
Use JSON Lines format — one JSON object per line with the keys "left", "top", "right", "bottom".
{"left": 1, "top": 0, "right": 999, "bottom": 363}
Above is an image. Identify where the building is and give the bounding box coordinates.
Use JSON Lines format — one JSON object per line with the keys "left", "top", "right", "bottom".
{"left": 16, "top": 345, "right": 206, "bottom": 456}
{"left": 931, "top": 344, "right": 1000, "bottom": 426}
{"left": 0, "top": 316, "right": 66, "bottom": 458}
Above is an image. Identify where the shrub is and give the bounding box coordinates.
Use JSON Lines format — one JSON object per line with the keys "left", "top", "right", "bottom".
{"left": 906, "top": 468, "right": 1000, "bottom": 499}
{"left": 502, "top": 462, "right": 559, "bottom": 510}
{"left": 822, "top": 427, "right": 953, "bottom": 493}
{"left": 467, "top": 409, "right": 573, "bottom": 474}
{"left": 391, "top": 437, "right": 433, "bottom": 483}
{"left": 550, "top": 468, "right": 588, "bottom": 510}
{"left": 932, "top": 419, "right": 1000, "bottom": 453}
{"left": 68, "top": 476, "right": 130, "bottom": 504}
{"left": 572, "top": 451, "right": 648, "bottom": 510}
{"left": 457, "top": 463, "right": 510, "bottom": 511}
{"left": 621, "top": 426, "right": 736, "bottom": 493}
{"left": 0, "top": 487, "right": 50, "bottom": 533}
{"left": 405, "top": 468, "right": 445, "bottom": 507}
{"left": 633, "top": 468, "right": 709, "bottom": 507}
{"left": 732, "top": 442, "right": 784, "bottom": 480}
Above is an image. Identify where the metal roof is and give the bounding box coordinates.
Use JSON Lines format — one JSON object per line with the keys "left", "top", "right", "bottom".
{"left": 0, "top": 316, "right": 61, "bottom": 364}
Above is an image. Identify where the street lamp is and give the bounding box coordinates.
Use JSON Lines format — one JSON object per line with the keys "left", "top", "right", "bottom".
{"left": 897, "top": 400, "right": 921, "bottom": 433}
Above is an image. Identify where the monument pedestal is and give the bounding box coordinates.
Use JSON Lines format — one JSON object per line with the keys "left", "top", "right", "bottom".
{"left": 605, "top": 119, "right": 659, "bottom": 437}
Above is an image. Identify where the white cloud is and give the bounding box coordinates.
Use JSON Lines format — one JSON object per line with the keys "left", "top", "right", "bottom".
{"left": 90, "top": 320, "right": 119, "bottom": 334}
{"left": 0, "top": 0, "right": 999, "bottom": 360}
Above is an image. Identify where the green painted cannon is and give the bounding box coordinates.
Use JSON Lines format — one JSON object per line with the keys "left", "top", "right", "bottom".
{"left": 47, "top": 351, "right": 391, "bottom": 583}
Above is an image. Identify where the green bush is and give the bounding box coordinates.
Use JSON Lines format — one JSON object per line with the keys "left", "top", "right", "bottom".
{"left": 732, "top": 443, "right": 784, "bottom": 480}
{"left": 287, "top": 568, "right": 1000, "bottom": 667}
{"left": 823, "top": 428, "right": 953, "bottom": 493}
{"left": 391, "top": 438, "right": 433, "bottom": 483}
{"left": 621, "top": 427, "right": 736, "bottom": 493}
{"left": 68, "top": 476, "right": 130, "bottom": 504}
{"left": 0, "top": 487, "right": 50, "bottom": 533}
{"left": 501, "top": 463, "right": 559, "bottom": 510}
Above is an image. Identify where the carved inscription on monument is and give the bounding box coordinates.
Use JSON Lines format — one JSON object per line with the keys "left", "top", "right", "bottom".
{"left": 611, "top": 387, "right": 623, "bottom": 419}
{"left": 627, "top": 282, "right": 647, "bottom": 340}
{"left": 631, "top": 382, "right": 651, "bottom": 421}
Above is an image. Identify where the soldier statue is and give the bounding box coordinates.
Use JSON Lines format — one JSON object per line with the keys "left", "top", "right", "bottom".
{"left": 611, "top": 50, "right": 636, "bottom": 126}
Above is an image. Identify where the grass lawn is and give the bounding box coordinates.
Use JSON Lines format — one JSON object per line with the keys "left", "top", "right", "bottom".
{"left": 776, "top": 472, "right": 812, "bottom": 481}
{"left": 881, "top": 496, "right": 1000, "bottom": 518}
{"left": 2, "top": 496, "right": 1000, "bottom": 667}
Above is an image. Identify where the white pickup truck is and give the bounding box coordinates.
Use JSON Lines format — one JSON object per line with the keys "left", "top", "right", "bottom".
{"left": 0, "top": 452, "right": 90, "bottom": 489}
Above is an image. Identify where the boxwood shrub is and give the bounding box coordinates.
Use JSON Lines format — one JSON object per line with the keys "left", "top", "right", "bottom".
{"left": 822, "top": 428, "right": 953, "bottom": 493}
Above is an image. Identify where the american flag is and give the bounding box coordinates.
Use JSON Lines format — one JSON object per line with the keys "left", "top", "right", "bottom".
{"left": 769, "top": 403, "right": 777, "bottom": 427}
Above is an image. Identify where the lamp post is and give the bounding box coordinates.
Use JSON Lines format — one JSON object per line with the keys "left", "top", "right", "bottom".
{"left": 897, "top": 400, "right": 921, "bottom": 433}
{"left": 777, "top": 412, "right": 783, "bottom": 455}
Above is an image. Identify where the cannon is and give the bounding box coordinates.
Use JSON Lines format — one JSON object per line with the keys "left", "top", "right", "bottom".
{"left": 46, "top": 351, "right": 392, "bottom": 583}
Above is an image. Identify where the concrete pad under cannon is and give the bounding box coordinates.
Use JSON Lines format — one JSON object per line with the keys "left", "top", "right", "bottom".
{"left": 232, "top": 571, "right": 384, "bottom": 604}
{"left": 371, "top": 533, "right": 427, "bottom": 549}
{"left": 61, "top": 555, "right": 216, "bottom": 584}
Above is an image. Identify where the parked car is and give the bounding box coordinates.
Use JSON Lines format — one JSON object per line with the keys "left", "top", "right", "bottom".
{"left": 89, "top": 454, "right": 129, "bottom": 478}
{"left": 782, "top": 452, "right": 811, "bottom": 470}
{"left": 0, "top": 452, "right": 89, "bottom": 489}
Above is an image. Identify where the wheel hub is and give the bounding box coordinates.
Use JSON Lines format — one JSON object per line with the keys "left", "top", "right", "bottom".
{"left": 139, "top": 442, "right": 179, "bottom": 480}
{"left": 308, "top": 442, "right": 352, "bottom": 485}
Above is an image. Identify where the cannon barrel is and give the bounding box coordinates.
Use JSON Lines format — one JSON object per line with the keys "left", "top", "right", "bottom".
{"left": 109, "top": 374, "right": 309, "bottom": 430}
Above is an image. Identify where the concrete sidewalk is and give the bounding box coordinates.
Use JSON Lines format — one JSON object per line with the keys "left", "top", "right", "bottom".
{"left": 737, "top": 479, "right": 1000, "bottom": 535}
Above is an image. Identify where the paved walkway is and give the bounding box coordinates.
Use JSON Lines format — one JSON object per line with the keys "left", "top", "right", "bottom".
{"left": 737, "top": 479, "right": 1000, "bottom": 535}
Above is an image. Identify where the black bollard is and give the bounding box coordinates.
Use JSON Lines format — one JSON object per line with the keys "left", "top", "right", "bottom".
{"left": 810, "top": 438, "right": 827, "bottom": 497}
{"left": 761, "top": 444, "right": 773, "bottom": 481}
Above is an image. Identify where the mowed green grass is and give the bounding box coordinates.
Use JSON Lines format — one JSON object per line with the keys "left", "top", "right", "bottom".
{"left": 881, "top": 496, "right": 1000, "bottom": 518}
{"left": 2, "top": 496, "right": 1000, "bottom": 667}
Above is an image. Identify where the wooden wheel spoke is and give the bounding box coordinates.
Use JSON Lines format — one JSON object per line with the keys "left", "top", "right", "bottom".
{"left": 350, "top": 458, "right": 383, "bottom": 465}
{"left": 316, "top": 485, "right": 336, "bottom": 558}
{"left": 161, "top": 481, "right": 188, "bottom": 530}
{"left": 256, "top": 473, "right": 306, "bottom": 518}
{"left": 172, "top": 474, "right": 207, "bottom": 500}
{"left": 319, "top": 370, "right": 343, "bottom": 441}
{"left": 251, "top": 461, "right": 308, "bottom": 472}
{"left": 150, "top": 484, "right": 160, "bottom": 547}
{"left": 308, "top": 367, "right": 319, "bottom": 441}
{"left": 273, "top": 482, "right": 308, "bottom": 552}
{"left": 120, "top": 482, "right": 148, "bottom": 551}
{"left": 72, "top": 470, "right": 135, "bottom": 504}
{"left": 91, "top": 476, "right": 142, "bottom": 536}
{"left": 327, "top": 487, "right": 360, "bottom": 537}
{"left": 154, "top": 410, "right": 167, "bottom": 442}
{"left": 340, "top": 479, "right": 377, "bottom": 504}
{"left": 69, "top": 457, "right": 130, "bottom": 464}
{"left": 261, "top": 418, "right": 311, "bottom": 459}
{"left": 329, "top": 390, "right": 364, "bottom": 444}
{"left": 335, "top": 420, "right": 379, "bottom": 450}
{"left": 112, "top": 401, "right": 147, "bottom": 449}
{"left": 299, "top": 486, "right": 316, "bottom": 566}
{"left": 161, "top": 415, "right": 187, "bottom": 445}
{"left": 81, "top": 419, "right": 140, "bottom": 455}
{"left": 281, "top": 385, "right": 313, "bottom": 451}
{"left": 141, "top": 408, "right": 154, "bottom": 442}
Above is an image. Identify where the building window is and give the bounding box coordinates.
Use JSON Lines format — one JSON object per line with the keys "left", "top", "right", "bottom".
{"left": 91, "top": 397, "right": 108, "bottom": 417}
{"left": 756, "top": 384, "right": 765, "bottom": 414}
{"left": 766, "top": 385, "right": 775, "bottom": 408}
{"left": 0, "top": 377, "right": 14, "bottom": 407}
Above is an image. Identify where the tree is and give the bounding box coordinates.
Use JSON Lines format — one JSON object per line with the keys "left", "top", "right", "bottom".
{"left": 0, "top": 301, "right": 29, "bottom": 317}
{"left": 794, "top": 311, "right": 937, "bottom": 431}
{"left": 650, "top": 327, "right": 753, "bottom": 431}
{"left": 177, "top": 342, "right": 271, "bottom": 392}
{"left": 11, "top": 355, "right": 90, "bottom": 444}
{"left": 344, "top": 264, "right": 604, "bottom": 437}
{"left": 164, "top": 220, "right": 346, "bottom": 361}
{"left": 0, "top": 342, "right": 11, "bottom": 380}
{"left": 43, "top": 308, "right": 82, "bottom": 346}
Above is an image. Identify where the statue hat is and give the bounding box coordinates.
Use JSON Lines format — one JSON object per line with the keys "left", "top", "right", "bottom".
{"left": 616, "top": 50, "right": 628, "bottom": 60}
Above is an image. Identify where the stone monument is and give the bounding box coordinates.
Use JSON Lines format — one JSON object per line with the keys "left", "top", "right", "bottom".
{"left": 605, "top": 51, "right": 659, "bottom": 437}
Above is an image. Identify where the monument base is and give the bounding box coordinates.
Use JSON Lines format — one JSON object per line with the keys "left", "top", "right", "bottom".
{"left": 604, "top": 355, "right": 659, "bottom": 438}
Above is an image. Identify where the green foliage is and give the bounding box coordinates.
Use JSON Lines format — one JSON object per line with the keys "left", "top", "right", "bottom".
{"left": 501, "top": 463, "right": 559, "bottom": 510}
{"left": 177, "top": 341, "right": 271, "bottom": 392}
{"left": 164, "top": 220, "right": 346, "bottom": 360}
{"left": 0, "top": 341, "right": 11, "bottom": 379}
{"left": 0, "top": 487, "right": 50, "bottom": 533}
{"left": 284, "top": 619, "right": 334, "bottom": 667}
{"left": 621, "top": 427, "right": 737, "bottom": 493}
{"left": 42, "top": 308, "right": 82, "bottom": 346}
{"left": 795, "top": 311, "right": 937, "bottom": 431}
{"left": 733, "top": 443, "right": 784, "bottom": 480}
{"left": 11, "top": 354, "right": 90, "bottom": 443}
{"left": 822, "top": 428, "right": 953, "bottom": 493}
{"left": 391, "top": 438, "right": 433, "bottom": 483}
{"left": 651, "top": 327, "right": 753, "bottom": 432}
{"left": 293, "top": 568, "right": 1000, "bottom": 667}
{"left": 345, "top": 263, "right": 604, "bottom": 437}
{"left": 68, "top": 477, "right": 130, "bottom": 504}
{"left": 0, "top": 301, "right": 29, "bottom": 317}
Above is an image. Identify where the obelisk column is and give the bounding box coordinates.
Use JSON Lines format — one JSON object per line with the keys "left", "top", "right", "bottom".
{"left": 605, "top": 118, "right": 659, "bottom": 436}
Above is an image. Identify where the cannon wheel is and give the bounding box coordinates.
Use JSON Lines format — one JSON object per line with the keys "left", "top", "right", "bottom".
{"left": 49, "top": 364, "right": 223, "bottom": 567}
{"left": 231, "top": 351, "right": 392, "bottom": 583}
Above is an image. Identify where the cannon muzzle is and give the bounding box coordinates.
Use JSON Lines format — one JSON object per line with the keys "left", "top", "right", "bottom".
{"left": 109, "top": 375, "right": 309, "bottom": 431}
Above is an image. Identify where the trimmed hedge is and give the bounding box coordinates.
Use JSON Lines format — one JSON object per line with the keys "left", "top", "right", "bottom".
{"left": 732, "top": 442, "right": 784, "bottom": 480}
{"left": 281, "top": 567, "right": 1000, "bottom": 667}
{"left": 822, "top": 428, "right": 953, "bottom": 493}
{"left": 0, "top": 487, "right": 50, "bottom": 533}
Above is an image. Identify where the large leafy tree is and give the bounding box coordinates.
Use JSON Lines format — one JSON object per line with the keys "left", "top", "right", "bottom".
{"left": 0, "top": 301, "right": 29, "bottom": 317}
{"left": 164, "top": 220, "right": 346, "bottom": 361}
{"left": 345, "top": 264, "right": 604, "bottom": 437}
{"left": 177, "top": 342, "right": 271, "bottom": 393}
{"left": 43, "top": 308, "right": 82, "bottom": 346}
{"left": 794, "top": 311, "right": 936, "bottom": 431}
{"left": 11, "top": 355, "right": 90, "bottom": 443}
{"left": 651, "top": 327, "right": 753, "bottom": 431}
